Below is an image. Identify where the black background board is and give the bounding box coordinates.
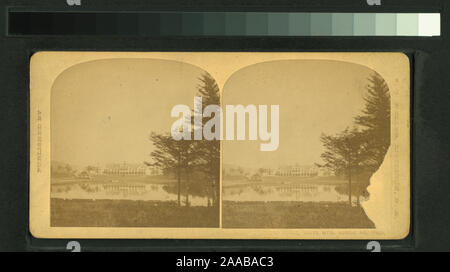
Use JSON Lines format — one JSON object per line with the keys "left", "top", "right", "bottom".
{"left": 0, "top": 0, "right": 449, "bottom": 252}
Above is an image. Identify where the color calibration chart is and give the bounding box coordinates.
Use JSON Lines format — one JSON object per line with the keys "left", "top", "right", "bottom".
{"left": 9, "top": 12, "right": 440, "bottom": 36}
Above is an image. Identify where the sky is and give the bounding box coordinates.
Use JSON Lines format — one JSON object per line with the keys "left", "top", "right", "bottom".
{"left": 51, "top": 58, "right": 377, "bottom": 169}
{"left": 51, "top": 58, "right": 204, "bottom": 167}
{"left": 222, "top": 59, "right": 375, "bottom": 168}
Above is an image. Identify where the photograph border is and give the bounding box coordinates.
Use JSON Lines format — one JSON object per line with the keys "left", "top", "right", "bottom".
{"left": 29, "top": 51, "right": 410, "bottom": 240}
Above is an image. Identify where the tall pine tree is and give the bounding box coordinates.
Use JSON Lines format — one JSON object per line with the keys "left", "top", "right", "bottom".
{"left": 354, "top": 72, "right": 391, "bottom": 172}
{"left": 193, "top": 73, "right": 221, "bottom": 207}
{"left": 319, "top": 72, "right": 391, "bottom": 205}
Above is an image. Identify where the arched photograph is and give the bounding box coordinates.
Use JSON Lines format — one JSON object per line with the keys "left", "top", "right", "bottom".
{"left": 50, "top": 59, "right": 220, "bottom": 227}
{"left": 222, "top": 60, "right": 390, "bottom": 228}
{"left": 29, "top": 52, "right": 410, "bottom": 239}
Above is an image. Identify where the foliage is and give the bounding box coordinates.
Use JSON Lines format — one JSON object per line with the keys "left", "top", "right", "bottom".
{"left": 51, "top": 162, "right": 76, "bottom": 178}
{"left": 319, "top": 73, "right": 391, "bottom": 205}
{"left": 148, "top": 73, "right": 221, "bottom": 207}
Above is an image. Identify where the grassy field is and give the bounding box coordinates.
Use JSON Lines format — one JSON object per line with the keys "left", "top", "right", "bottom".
{"left": 222, "top": 201, "right": 374, "bottom": 229}
{"left": 51, "top": 198, "right": 219, "bottom": 227}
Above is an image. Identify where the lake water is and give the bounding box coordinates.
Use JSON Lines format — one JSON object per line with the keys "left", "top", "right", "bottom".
{"left": 52, "top": 181, "right": 355, "bottom": 205}
{"left": 51, "top": 182, "right": 209, "bottom": 206}
{"left": 223, "top": 183, "right": 348, "bottom": 203}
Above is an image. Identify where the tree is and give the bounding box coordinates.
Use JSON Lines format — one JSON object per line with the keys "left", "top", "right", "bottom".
{"left": 148, "top": 73, "right": 221, "bottom": 207}
{"left": 353, "top": 73, "right": 391, "bottom": 200}
{"left": 354, "top": 72, "right": 390, "bottom": 172}
{"left": 320, "top": 128, "right": 370, "bottom": 205}
{"left": 192, "top": 73, "right": 221, "bottom": 207}
{"left": 148, "top": 133, "right": 196, "bottom": 206}
{"left": 318, "top": 72, "right": 391, "bottom": 205}
{"left": 51, "top": 162, "right": 76, "bottom": 178}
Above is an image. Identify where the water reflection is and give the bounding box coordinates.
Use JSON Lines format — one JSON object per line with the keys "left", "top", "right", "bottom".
{"left": 223, "top": 184, "right": 348, "bottom": 203}
{"left": 51, "top": 182, "right": 209, "bottom": 206}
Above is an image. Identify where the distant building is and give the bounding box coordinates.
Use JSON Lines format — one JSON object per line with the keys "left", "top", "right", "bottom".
{"left": 102, "top": 163, "right": 161, "bottom": 176}
{"left": 228, "top": 164, "right": 333, "bottom": 178}
{"left": 275, "top": 165, "right": 319, "bottom": 177}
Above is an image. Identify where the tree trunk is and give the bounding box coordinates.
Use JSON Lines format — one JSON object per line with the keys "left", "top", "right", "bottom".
{"left": 177, "top": 168, "right": 181, "bottom": 207}
{"left": 213, "top": 179, "right": 218, "bottom": 207}
{"left": 185, "top": 170, "right": 190, "bottom": 207}
{"left": 177, "top": 151, "right": 182, "bottom": 207}
{"left": 356, "top": 185, "right": 360, "bottom": 206}
{"left": 348, "top": 169, "right": 352, "bottom": 206}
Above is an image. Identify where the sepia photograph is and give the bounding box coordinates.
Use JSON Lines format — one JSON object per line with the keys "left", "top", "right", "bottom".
{"left": 222, "top": 60, "right": 389, "bottom": 228}
{"left": 1, "top": 1, "right": 447, "bottom": 253}
{"left": 29, "top": 52, "right": 410, "bottom": 239}
{"left": 49, "top": 59, "right": 220, "bottom": 227}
